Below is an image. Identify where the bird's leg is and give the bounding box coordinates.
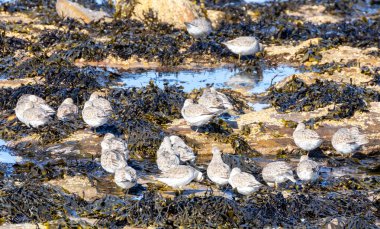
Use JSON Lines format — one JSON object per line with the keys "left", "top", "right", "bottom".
{"left": 175, "top": 188, "right": 184, "bottom": 196}
{"left": 238, "top": 54, "right": 241, "bottom": 63}
{"left": 274, "top": 182, "right": 278, "bottom": 190}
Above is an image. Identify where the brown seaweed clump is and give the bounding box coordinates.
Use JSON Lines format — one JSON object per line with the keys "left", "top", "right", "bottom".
{"left": 268, "top": 77, "right": 380, "bottom": 120}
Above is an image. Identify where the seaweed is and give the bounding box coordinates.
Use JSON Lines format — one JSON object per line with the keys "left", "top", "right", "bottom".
{"left": 269, "top": 77, "right": 380, "bottom": 120}
{"left": 80, "top": 186, "right": 377, "bottom": 228}
{"left": 0, "top": 180, "right": 85, "bottom": 224}
{"left": 0, "top": 30, "right": 29, "bottom": 58}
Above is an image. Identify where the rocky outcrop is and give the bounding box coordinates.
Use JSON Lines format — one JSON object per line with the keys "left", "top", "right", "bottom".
{"left": 127, "top": 0, "right": 203, "bottom": 29}
{"left": 56, "top": 0, "right": 110, "bottom": 24}
{"left": 207, "top": 10, "right": 226, "bottom": 30}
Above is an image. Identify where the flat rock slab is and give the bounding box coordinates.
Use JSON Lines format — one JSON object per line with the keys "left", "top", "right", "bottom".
{"left": 47, "top": 175, "right": 105, "bottom": 201}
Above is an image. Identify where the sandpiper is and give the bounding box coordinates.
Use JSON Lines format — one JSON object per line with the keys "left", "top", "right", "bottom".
{"left": 101, "top": 133, "right": 129, "bottom": 160}
{"left": 88, "top": 92, "right": 113, "bottom": 112}
{"left": 207, "top": 147, "right": 231, "bottom": 186}
{"left": 169, "top": 135, "right": 196, "bottom": 163}
{"left": 296, "top": 155, "right": 319, "bottom": 182}
{"left": 21, "top": 107, "right": 52, "bottom": 128}
{"left": 222, "top": 36, "right": 263, "bottom": 61}
{"left": 156, "top": 165, "right": 203, "bottom": 188}
{"left": 114, "top": 166, "right": 137, "bottom": 189}
{"left": 57, "top": 98, "right": 78, "bottom": 121}
{"left": 15, "top": 94, "right": 55, "bottom": 128}
{"left": 262, "top": 161, "right": 296, "bottom": 188}
{"left": 181, "top": 99, "right": 216, "bottom": 127}
{"left": 82, "top": 92, "right": 112, "bottom": 128}
{"left": 184, "top": 18, "right": 212, "bottom": 39}
{"left": 198, "top": 87, "right": 233, "bottom": 115}
{"left": 228, "top": 168, "right": 262, "bottom": 195}
{"left": 15, "top": 97, "right": 35, "bottom": 125}
{"left": 293, "top": 122, "right": 323, "bottom": 151}
{"left": 101, "top": 150, "right": 128, "bottom": 173}
{"left": 331, "top": 127, "right": 368, "bottom": 156}
{"left": 156, "top": 137, "right": 180, "bottom": 172}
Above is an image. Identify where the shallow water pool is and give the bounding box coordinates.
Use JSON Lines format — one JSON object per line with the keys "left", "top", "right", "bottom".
{"left": 0, "top": 139, "right": 17, "bottom": 164}
{"left": 118, "top": 66, "right": 298, "bottom": 93}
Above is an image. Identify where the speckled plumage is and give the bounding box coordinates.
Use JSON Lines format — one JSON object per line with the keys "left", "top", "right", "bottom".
{"left": 293, "top": 123, "right": 323, "bottom": 151}
{"left": 207, "top": 147, "right": 231, "bottom": 186}
{"left": 169, "top": 135, "right": 196, "bottom": 163}
{"left": 157, "top": 165, "right": 203, "bottom": 188}
{"left": 185, "top": 18, "right": 212, "bottom": 38}
{"left": 262, "top": 161, "right": 295, "bottom": 187}
{"left": 181, "top": 99, "right": 216, "bottom": 127}
{"left": 228, "top": 168, "right": 262, "bottom": 195}
{"left": 332, "top": 127, "right": 368, "bottom": 155}
{"left": 57, "top": 98, "right": 78, "bottom": 121}
{"left": 15, "top": 94, "right": 55, "bottom": 128}
{"left": 296, "top": 155, "right": 319, "bottom": 182}
{"left": 101, "top": 133, "right": 129, "bottom": 160}
{"left": 198, "top": 88, "right": 233, "bottom": 114}
{"left": 21, "top": 107, "right": 52, "bottom": 128}
{"left": 222, "top": 36, "right": 263, "bottom": 57}
{"left": 82, "top": 92, "right": 112, "bottom": 128}
{"left": 156, "top": 137, "right": 180, "bottom": 172}
{"left": 114, "top": 166, "right": 137, "bottom": 189}
{"left": 101, "top": 150, "right": 128, "bottom": 173}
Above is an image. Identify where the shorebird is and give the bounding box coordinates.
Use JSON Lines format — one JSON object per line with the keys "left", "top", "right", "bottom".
{"left": 15, "top": 94, "right": 55, "bottom": 128}
{"left": 169, "top": 135, "right": 196, "bottom": 163}
{"left": 262, "top": 161, "right": 296, "bottom": 188}
{"left": 228, "top": 168, "right": 262, "bottom": 195}
{"left": 184, "top": 18, "right": 212, "bottom": 39}
{"left": 222, "top": 36, "right": 263, "bottom": 61}
{"left": 198, "top": 87, "right": 233, "bottom": 115}
{"left": 207, "top": 147, "right": 231, "bottom": 186}
{"left": 156, "top": 165, "right": 203, "bottom": 188}
{"left": 101, "top": 150, "right": 128, "bottom": 173}
{"left": 57, "top": 98, "right": 78, "bottom": 121}
{"left": 114, "top": 166, "right": 137, "bottom": 189}
{"left": 296, "top": 155, "right": 319, "bottom": 182}
{"left": 21, "top": 107, "right": 52, "bottom": 128}
{"left": 181, "top": 99, "right": 216, "bottom": 128}
{"left": 293, "top": 122, "right": 323, "bottom": 151}
{"left": 331, "top": 127, "right": 368, "bottom": 156}
{"left": 156, "top": 137, "right": 180, "bottom": 172}
{"left": 82, "top": 92, "right": 112, "bottom": 128}
{"left": 101, "top": 133, "right": 129, "bottom": 160}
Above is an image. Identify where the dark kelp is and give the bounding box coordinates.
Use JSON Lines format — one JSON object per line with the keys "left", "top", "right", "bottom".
{"left": 268, "top": 77, "right": 380, "bottom": 120}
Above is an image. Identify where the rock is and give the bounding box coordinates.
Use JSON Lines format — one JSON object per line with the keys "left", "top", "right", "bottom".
{"left": 324, "top": 217, "right": 347, "bottom": 229}
{"left": 48, "top": 175, "right": 104, "bottom": 201}
{"left": 56, "top": 0, "right": 110, "bottom": 24}
{"left": 207, "top": 10, "right": 226, "bottom": 30}
{"left": 286, "top": 5, "right": 341, "bottom": 25}
{"left": 130, "top": 0, "right": 202, "bottom": 29}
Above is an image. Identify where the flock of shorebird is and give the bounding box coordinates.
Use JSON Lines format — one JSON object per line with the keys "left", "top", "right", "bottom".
{"left": 13, "top": 87, "right": 368, "bottom": 194}
{"left": 10, "top": 18, "right": 369, "bottom": 194}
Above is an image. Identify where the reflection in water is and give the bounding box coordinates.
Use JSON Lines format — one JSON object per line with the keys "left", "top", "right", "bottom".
{"left": 225, "top": 68, "right": 263, "bottom": 91}
{"left": 118, "top": 66, "right": 298, "bottom": 93}
{"left": 0, "top": 0, "right": 13, "bottom": 4}
{"left": 0, "top": 139, "right": 17, "bottom": 164}
{"left": 249, "top": 102, "right": 271, "bottom": 111}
